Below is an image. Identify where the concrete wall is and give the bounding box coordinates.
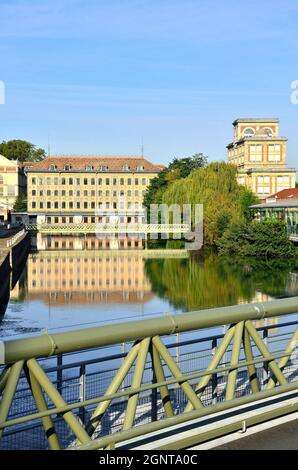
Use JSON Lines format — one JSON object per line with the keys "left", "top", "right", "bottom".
{"left": 0, "top": 251, "right": 10, "bottom": 316}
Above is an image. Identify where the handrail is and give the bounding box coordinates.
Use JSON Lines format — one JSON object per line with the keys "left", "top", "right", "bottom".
{"left": 1, "top": 297, "right": 298, "bottom": 364}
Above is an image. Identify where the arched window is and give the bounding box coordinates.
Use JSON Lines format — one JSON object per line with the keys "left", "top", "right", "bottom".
{"left": 64, "top": 164, "right": 71, "bottom": 171}
{"left": 86, "top": 164, "right": 94, "bottom": 171}
{"left": 137, "top": 164, "right": 144, "bottom": 171}
{"left": 263, "top": 127, "right": 273, "bottom": 137}
{"left": 122, "top": 164, "right": 130, "bottom": 171}
{"left": 49, "top": 164, "right": 57, "bottom": 171}
{"left": 243, "top": 128, "right": 255, "bottom": 137}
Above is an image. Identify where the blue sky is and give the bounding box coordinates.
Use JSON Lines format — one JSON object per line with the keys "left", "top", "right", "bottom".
{"left": 0, "top": 0, "right": 298, "bottom": 168}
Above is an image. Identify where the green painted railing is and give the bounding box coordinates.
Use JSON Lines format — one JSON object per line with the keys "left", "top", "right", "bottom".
{"left": 0, "top": 297, "right": 298, "bottom": 450}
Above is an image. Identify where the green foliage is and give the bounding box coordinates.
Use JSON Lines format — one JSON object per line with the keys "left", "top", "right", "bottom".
{"left": 143, "top": 153, "right": 207, "bottom": 209}
{"left": 162, "top": 161, "right": 255, "bottom": 246}
{"left": 217, "top": 219, "right": 297, "bottom": 258}
{"left": 13, "top": 194, "right": 27, "bottom": 212}
{"left": 0, "top": 140, "right": 46, "bottom": 162}
{"left": 145, "top": 252, "right": 298, "bottom": 311}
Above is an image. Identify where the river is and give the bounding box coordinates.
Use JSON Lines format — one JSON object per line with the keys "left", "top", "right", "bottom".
{"left": 1, "top": 235, "right": 298, "bottom": 339}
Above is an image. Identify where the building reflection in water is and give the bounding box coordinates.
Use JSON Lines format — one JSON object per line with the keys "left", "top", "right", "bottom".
{"left": 27, "top": 235, "right": 153, "bottom": 306}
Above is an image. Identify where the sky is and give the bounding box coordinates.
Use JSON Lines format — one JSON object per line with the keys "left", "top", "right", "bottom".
{"left": 0, "top": 0, "right": 298, "bottom": 168}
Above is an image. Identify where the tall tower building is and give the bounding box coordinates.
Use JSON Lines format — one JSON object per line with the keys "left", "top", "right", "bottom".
{"left": 227, "top": 118, "right": 296, "bottom": 197}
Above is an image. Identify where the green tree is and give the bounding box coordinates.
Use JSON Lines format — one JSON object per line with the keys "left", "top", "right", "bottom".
{"left": 13, "top": 194, "right": 27, "bottom": 212}
{"left": 0, "top": 140, "right": 46, "bottom": 162}
{"left": 162, "top": 161, "right": 255, "bottom": 246}
{"left": 144, "top": 153, "right": 208, "bottom": 209}
{"left": 217, "top": 219, "right": 297, "bottom": 258}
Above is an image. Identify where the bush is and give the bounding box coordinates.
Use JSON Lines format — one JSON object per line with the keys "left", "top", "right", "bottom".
{"left": 217, "top": 219, "right": 297, "bottom": 258}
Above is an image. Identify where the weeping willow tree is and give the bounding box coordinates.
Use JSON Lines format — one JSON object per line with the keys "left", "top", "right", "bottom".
{"left": 162, "top": 161, "right": 257, "bottom": 246}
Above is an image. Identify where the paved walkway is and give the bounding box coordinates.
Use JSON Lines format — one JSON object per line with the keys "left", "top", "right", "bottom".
{"left": 215, "top": 419, "right": 298, "bottom": 450}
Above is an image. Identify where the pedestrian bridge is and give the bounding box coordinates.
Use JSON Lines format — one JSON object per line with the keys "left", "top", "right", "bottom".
{"left": 25, "top": 223, "right": 191, "bottom": 235}
{"left": 0, "top": 297, "right": 298, "bottom": 450}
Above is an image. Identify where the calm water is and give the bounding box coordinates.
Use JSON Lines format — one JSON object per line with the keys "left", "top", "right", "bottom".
{"left": 1, "top": 236, "right": 298, "bottom": 339}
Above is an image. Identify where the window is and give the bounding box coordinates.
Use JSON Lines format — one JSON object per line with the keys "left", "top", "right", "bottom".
{"left": 47, "top": 202, "right": 51, "bottom": 209}
{"left": 77, "top": 202, "right": 80, "bottom": 209}
{"left": 106, "top": 190, "right": 110, "bottom": 197}
{"left": 123, "top": 164, "right": 130, "bottom": 171}
{"left": 8, "top": 185, "right": 15, "bottom": 196}
{"left": 76, "top": 190, "right": 80, "bottom": 197}
{"left": 32, "top": 190, "right": 36, "bottom": 196}
{"left": 69, "top": 190, "right": 73, "bottom": 196}
{"left": 137, "top": 164, "right": 144, "bottom": 171}
{"left": 64, "top": 164, "right": 71, "bottom": 171}
{"left": 264, "top": 127, "right": 273, "bottom": 137}
{"left": 127, "top": 178, "right": 132, "bottom": 185}
{"left": 47, "top": 217, "right": 51, "bottom": 224}
{"left": 86, "top": 164, "right": 94, "bottom": 170}
{"left": 100, "top": 165, "right": 108, "bottom": 171}
{"left": 142, "top": 178, "right": 146, "bottom": 185}
{"left": 243, "top": 128, "right": 255, "bottom": 137}
{"left": 98, "top": 178, "right": 102, "bottom": 185}
{"left": 69, "top": 202, "right": 73, "bottom": 209}
{"left": 49, "top": 164, "right": 57, "bottom": 170}
{"left": 91, "top": 178, "right": 95, "bottom": 185}
{"left": 32, "top": 202, "right": 36, "bottom": 209}
{"left": 62, "top": 190, "right": 66, "bottom": 196}
{"left": 135, "top": 178, "right": 139, "bottom": 185}
{"left": 83, "top": 216, "right": 88, "bottom": 223}
{"left": 69, "top": 217, "right": 73, "bottom": 223}
{"left": 250, "top": 144, "right": 263, "bottom": 162}
{"left": 106, "top": 178, "right": 110, "bottom": 185}
{"left": 127, "top": 190, "right": 131, "bottom": 197}
{"left": 54, "top": 217, "right": 59, "bottom": 224}
{"left": 47, "top": 190, "right": 51, "bottom": 196}
{"left": 120, "top": 178, "right": 124, "bottom": 185}
{"left": 54, "top": 202, "right": 59, "bottom": 209}
{"left": 91, "top": 202, "right": 95, "bottom": 209}
{"left": 62, "top": 202, "right": 66, "bottom": 209}
{"left": 98, "top": 190, "right": 102, "bottom": 197}
{"left": 268, "top": 144, "right": 281, "bottom": 162}
{"left": 54, "top": 178, "right": 58, "bottom": 185}
{"left": 106, "top": 202, "right": 110, "bottom": 209}
{"left": 84, "top": 202, "right": 88, "bottom": 209}
{"left": 69, "top": 178, "right": 73, "bottom": 185}
{"left": 113, "top": 178, "right": 117, "bottom": 185}
{"left": 84, "top": 190, "right": 88, "bottom": 196}
{"left": 84, "top": 178, "right": 88, "bottom": 185}
{"left": 62, "top": 216, "right": 66, "bottom": 223}
{"left": 46, "top": 177, "right": 51, "bottom": 185}
{"left": 40, "top": 190, "right": 43, "bottom": 197}
{"left": 135, "top": 190, "right": 138, "bottom": 197}
{"left": 31, "top": 177, "right": 36, "bottom": 185}
{"left": 76, "top": 178, "right": 80, "bottom": 185}
{"left": 54, "top": 190, "right": 58, "bottom": 196}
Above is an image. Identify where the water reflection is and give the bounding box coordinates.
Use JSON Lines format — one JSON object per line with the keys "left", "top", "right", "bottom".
{"left": 1, "top": 236, "right": 298, "bottom": 337}
{"left": 145, "top": 252, "right": 298, "bottom": 310}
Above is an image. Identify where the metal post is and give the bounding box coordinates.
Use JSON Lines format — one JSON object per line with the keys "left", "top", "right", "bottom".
{"left": 152, "top": 336, "right": 202, "bottom": 410}
{"left": 151, "top": 343, "right": 174, "bottom": 418}
{"left": 243, "top": 326, "right": 260, "bottom": 394}
{"left": 266, "top": 327, "right": 298, "bottom": 390}
{"left": 86, "top": 342, "right": 140, "bottom": 436}
{"left": 123, "top": 337, "right": 150, "bottom": 430}
{"left": 57, "top": 354, "right": 63, "bottom": 396}
{"left": 25, "top": 364, "right": 61, "bottom": 450}
{"left": 0, "top": 361, "right": 24, "bottom": 438}
{"left": 185, "top": 326, "right": 235, "bottom": 412}
{"left": 246, "top": 321, "right": 287, "bottom": 387}
{"left": 27, "top": 358, "right": 91, "bottom": 444}
{"left": 226, "top": 322, "right": 244, "bottom": 401}
{"left": 79, "top": 364, "right": 86, "bottom": 425}
{"left": 211, "top": 338, "right": 218, "bottom": 404}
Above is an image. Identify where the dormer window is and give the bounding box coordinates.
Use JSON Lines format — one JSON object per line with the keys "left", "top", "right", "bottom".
{"left": 99, "top": 165, "right": 108, "bottom": 171}
{"left": 243, "top": 128, "right": 255, "bottom": 137}
{"left": 123, "top": 164, "right": 130, "bottom": 171}
{"left": 86, "top": 164, "right": 94, "bottom": 170}
{"left": 264, "top": 127, "right": 273, "bottom": 137}
{"left": 49, "top": 164, "right": 57, "bottom": 171}
{"left": 64, "top": 164, "right": 71, "bottom": 171}
{"left": 137, "top": 164, "right": 144, "bottom": 171}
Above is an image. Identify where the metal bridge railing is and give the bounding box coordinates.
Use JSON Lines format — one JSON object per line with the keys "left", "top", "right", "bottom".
{"left": 0, "top": 297, "right": 298, "bottom": 450}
